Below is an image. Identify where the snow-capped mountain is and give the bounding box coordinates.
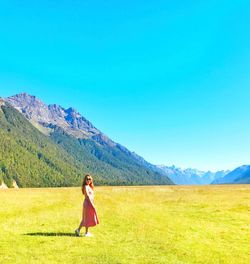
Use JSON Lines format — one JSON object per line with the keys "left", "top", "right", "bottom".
{"left": 157, "top": 165, "right": 230, "bottom": 185}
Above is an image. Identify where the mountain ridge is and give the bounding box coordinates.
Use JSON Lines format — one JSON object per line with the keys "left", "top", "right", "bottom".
{"left": 6, "top": 93, "right": 101, "bottom": 139}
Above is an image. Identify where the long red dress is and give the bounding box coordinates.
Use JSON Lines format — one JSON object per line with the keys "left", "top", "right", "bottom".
{"left": 80, "top": 185, "right": 99, "bottom": 227}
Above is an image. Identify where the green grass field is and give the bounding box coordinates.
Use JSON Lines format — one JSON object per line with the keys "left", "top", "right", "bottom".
{"left": 0, "top": 185, "right": 249, "bottom": 264}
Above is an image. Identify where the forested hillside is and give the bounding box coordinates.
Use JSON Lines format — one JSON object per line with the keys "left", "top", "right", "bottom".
{"left": 50, "top": 127, "right": 172, "bottom": 185}
{"left": 0, "top": 103, "right": 86, "bottom": 187}
{"left": 0, "top": 102, "right": 173, "bottom": 187}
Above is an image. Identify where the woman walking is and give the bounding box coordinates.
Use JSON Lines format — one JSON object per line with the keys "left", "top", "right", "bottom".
{"left": 75, "top": 174, "right": 99, "bottom": 237}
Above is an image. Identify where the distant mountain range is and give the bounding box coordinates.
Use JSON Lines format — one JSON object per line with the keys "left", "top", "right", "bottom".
{"left": 156, "top": 164, "right": 250, "bottom": 185}
{"left": 0, "top": 93, "right": 173, "bottom": 187}
{"left": 156, "top": 165, "right": 230, "bottom": 185}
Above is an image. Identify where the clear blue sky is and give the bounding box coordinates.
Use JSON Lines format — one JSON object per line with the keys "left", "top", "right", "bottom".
{"left": 0, "top": 0, "right": 250, "bottom": 171}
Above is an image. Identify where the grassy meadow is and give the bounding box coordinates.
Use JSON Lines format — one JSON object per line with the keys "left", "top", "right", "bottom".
{"left": 0, "top": 185, "right": 249, "bottom": 264}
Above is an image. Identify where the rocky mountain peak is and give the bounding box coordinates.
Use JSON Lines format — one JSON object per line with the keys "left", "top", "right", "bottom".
{"left": 5, "top": 92, "right": 106, "bottom": 141}
{"left": 6, "top": 93, "right": 49, "bottom": 121}
{"left": 65, "top": 107, "right": 81, "bottom": 118}
{"left": 66, "top": 107, "right": 77, "bottom": 113}
{"left": 8, "top": 92, "right": 42, "bottom": 106}
{"left": 48, "top": 104, "right": 65, "bottom": 119}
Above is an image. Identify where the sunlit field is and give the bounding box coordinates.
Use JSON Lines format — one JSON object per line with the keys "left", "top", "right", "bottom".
{"left": 0, "top": 185, "right": 249, "bottom": 264}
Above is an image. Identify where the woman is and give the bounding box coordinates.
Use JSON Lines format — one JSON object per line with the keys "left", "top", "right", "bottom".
{"left": 75, "top": 174, "right": 99, "bottom": 237}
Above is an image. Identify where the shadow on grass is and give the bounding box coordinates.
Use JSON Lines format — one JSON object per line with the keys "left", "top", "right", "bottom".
{"left": 24, "top": 232, "right": 77, "bottom": 237}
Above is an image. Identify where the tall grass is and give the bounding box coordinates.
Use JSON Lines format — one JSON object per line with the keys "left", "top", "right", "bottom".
{"left": 0, "top": 185, "right": 249, "bottom": 263}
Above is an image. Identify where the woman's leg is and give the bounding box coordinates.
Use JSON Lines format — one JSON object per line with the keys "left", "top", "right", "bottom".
{"left": 78, "top": 202, "right": 86, "bottom": 231}
{"left": 85, "top": 227, "right": 89, "bottom": 234}
{"left": 78, "top": 221, "right": 83, "bottom": 231}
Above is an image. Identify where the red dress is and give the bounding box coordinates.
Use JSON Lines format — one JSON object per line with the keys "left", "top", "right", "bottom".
{"left": 80, "top": 185, "right": 99, "bottom": 227}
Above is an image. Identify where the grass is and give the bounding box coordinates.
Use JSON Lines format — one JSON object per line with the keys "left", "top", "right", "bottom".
{"left": 0, "top": 185, "right": 249, "bottom": 264}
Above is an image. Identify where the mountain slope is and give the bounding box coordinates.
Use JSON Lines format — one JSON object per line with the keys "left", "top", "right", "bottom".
{"left": 213, "top": 165, "right": 250, "bottom": 184}
{"left": 50, "top": 127, "right": 172, "bottom": 185}
{"left": 233, "top": 173, "right": 250, "bottom": 184}
{"left": 0, "top": 102, "right": 86, "bottom": 187}
{"left": 2, "top": 94, "right": 173, "bottom": 186}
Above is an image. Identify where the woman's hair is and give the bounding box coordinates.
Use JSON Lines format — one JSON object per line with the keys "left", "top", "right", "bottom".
{"left": 82, "top": 174, "right": 94, "bottom": 190}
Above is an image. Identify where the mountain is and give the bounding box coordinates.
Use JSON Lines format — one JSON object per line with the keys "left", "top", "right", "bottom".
{"left": 0, "top": 101, "right": 85, "bottom": 187}
{"left": 156, "top": 165, "right": 229, "bottom": 185}
{"left": 201, "top": 170, "right": 230, "bottom": 184}
{"left": 1, "top": 93, "right": 173, "bottom": 187}
{"left": 212, "top": 165, "right": 250, "bottom": 184}
{"left": 6, "top": 93, "right": 101, "bottom": 138}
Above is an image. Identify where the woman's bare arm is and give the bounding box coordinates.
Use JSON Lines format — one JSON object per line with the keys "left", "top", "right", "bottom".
{"left": 82, "top": 186, "right": 96, "bottom": 209}
{"left": 81, "top": 186, "right": 85, "bottom": 195}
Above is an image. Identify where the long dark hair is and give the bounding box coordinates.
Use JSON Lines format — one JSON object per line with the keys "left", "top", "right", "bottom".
{"left": 82, "top": 174, "right": 94, "bottom": 190}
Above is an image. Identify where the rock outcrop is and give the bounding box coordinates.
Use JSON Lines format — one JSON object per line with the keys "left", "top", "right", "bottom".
{"left": 12, "top": 180, "right": 19, "bottom": 189}
{"left": 0, "top": 181, "right": 8, "bottom": 189}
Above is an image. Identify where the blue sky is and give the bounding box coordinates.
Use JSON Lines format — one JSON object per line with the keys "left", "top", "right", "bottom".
{"left": 0, "top": 0, "right": 250, "bottom": 171}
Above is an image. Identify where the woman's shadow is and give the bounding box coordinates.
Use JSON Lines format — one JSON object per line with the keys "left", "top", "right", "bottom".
{"left": 24, "top": 232, "right": 77, "bottom": 237}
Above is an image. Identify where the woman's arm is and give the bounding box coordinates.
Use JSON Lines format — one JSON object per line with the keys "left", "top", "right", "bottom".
{"left": 81, "top": 186, "right": 85, "bottom": 196}
{"left": 82, "top": 186, "right": 96, "bottom": 209}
